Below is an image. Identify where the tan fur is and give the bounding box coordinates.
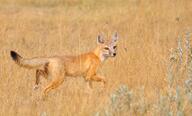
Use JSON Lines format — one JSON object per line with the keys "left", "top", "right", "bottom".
{"left": 10, "top": 33, "right": 118, "bottom": 97}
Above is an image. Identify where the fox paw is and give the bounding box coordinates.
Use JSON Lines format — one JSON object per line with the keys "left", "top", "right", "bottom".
{"left": 33, "top": 85, "right": 39, "bottom": 90}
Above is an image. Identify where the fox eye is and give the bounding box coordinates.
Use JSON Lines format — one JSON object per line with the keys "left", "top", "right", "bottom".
{"left": 104, "top": 47, "right": 109, "bottom": 50}
{"left": 113, "top": 46, "right": 117, "bottom": 49}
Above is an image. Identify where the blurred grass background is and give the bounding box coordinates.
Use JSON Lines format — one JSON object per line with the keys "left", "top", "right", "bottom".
{"left": 0, "top": 0, "right": 192, "bottom": 115}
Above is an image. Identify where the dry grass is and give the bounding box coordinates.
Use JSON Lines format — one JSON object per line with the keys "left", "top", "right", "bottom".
{"left": 0, "top": 0, "right": 192, "bottom": 115}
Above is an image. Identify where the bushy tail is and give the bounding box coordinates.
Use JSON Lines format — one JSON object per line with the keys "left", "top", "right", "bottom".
{"left": 10, "top": 51, "right": 49, "bottom": 69}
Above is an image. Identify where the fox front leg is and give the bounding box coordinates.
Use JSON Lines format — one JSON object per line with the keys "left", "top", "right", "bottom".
{"left": 91, "top": 75, "right": 106, "bottom": 88}
{"left": 85, "top": 65, "right": 98, "bottom": 89}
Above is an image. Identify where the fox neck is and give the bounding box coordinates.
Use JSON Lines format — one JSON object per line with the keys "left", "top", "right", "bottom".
{"left": 93, "top": 47, "right": 107, "bottom": 62}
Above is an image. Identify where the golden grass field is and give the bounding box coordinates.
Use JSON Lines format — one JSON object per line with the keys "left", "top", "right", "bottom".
{"left": 1, "top": 0, "right": 192, "bottom": 115}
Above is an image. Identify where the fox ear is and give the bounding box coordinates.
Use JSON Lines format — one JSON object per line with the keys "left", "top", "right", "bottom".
{"left": 97, "top": 35, "right": 105, "bottom": 44}
{"left": 112, "top": 32, "right": 118, "bottom": 43}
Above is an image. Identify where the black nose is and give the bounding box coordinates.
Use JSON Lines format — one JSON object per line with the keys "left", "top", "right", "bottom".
{"left": 113, "top": 53, "right": 116, "bottom": 56}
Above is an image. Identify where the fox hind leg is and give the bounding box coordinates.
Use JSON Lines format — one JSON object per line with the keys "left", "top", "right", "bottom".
{"left": 34, "top": 63, "right": 49, "bottom": 90}
{"left": 43, "top": 72, "right": 65, "bottom": 98}
{"left": 34, "top": 69, "right": 48, "bottom": 90}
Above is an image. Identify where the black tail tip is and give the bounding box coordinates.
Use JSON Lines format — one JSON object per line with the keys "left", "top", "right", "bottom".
{"left": 10, "top": 51, "right": 18, "bottom": 60}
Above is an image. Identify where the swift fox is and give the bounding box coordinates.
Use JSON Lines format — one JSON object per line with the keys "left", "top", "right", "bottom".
{"left": 10, "top": 33, "right": 118, "bottom": 97}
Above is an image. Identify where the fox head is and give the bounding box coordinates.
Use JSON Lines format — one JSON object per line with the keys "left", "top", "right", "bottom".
{"left": 95, "top": 32, "right": 119, "bottom": 61}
